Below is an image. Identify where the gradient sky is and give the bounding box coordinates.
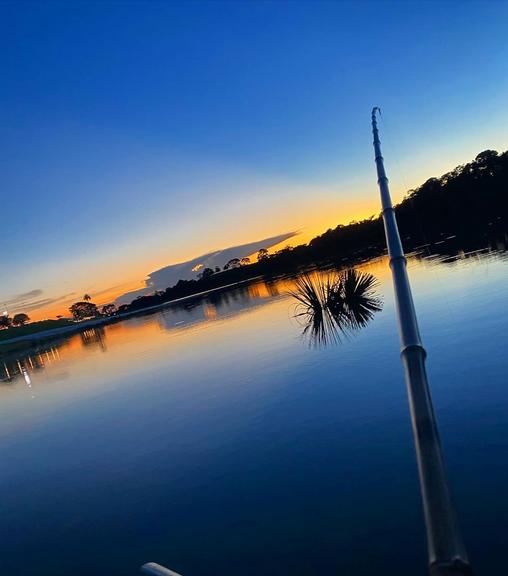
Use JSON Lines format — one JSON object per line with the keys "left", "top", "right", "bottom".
{"left": 1, "top": 1, "right": 508, "bottom": 319}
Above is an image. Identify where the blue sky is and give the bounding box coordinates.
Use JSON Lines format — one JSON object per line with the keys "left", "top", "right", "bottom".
{"left": 1, "top": 1, "right": 508, "bottom": 317}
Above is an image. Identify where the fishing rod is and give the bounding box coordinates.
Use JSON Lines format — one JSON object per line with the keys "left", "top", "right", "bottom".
{"left": 371, "top": 107, "right": 473, "bottom": 576}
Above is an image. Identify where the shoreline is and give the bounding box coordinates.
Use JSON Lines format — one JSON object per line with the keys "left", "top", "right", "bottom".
{"left": 0, "top": 276, "right": 264, "bottom": 353}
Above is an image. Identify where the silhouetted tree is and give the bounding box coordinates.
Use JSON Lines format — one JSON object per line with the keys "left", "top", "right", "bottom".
{"left": 257, "top": 248, "right": 269, "bottom": 260}
{"left": 198, "top": 267, "right": 214, "bottom": 280}
{"left": 12, "top": 313, "right": 30, "bottom": 326}
{"left": 224, "top": 258, "right": 241, "bottom": 270}
{"left": 101, "top": 304, "right": 117, "bottom": 316}
{"left": 114, "top": 148, "right": 508, "bottom": 316}
{"left": 0, "top": 315, "right": 12, "bottom": 329}
{"left": 83, "top": 294, "right": 92, "bottom": 302}
{"left": 70, "top": 301, "right": 99, "bottom": 321}
{"left": 240, "top": 257, "right": 251, "bottom": 265}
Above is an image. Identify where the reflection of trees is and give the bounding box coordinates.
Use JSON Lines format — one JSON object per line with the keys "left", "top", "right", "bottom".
{"left": 1, "top": 346, "right": 62, "bottom": 384}
{"left": 410, "top": 230, "right": 508, "bottom": 265}
{"left": 156, "top": 280, "right": 285, "bottom": 332}
{"left": 264, "top": 281, "right": 280, "bottom": 298}
{"left": 205, "top": 291, "right": 227, "bottom": 307}
{"left": 291, "top": 269, "right": 382, "bottom": 347}
{"left": 80, "top": 327, "right": 107, "bottom": 351}
{"left": 1, "top": 327, "right": 109, "bottom": 386}
{"left": 0, "top": 271, "right": 381, "bottom": 385}
{"left": 232, "top": 285, "right": 251, "bottom": 303}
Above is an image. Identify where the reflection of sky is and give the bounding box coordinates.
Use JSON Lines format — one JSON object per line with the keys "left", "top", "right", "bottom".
{"left": 2, "top": 2, "right": 508, "bottom": 318}
{"left": 3, "top": 245, "right": 507, "bottom": 394}
{"left": 0, "top": 250, "right": 508, "bottom": 574}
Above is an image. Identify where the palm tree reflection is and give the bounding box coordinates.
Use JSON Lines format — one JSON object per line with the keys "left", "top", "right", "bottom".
{"left": 290, "top": 268, "right": 382, "bottom": 347}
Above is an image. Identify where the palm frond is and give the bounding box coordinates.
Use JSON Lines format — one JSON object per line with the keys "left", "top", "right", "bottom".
{"left": 290, "top": 268, "right": 383, "bottom": 347}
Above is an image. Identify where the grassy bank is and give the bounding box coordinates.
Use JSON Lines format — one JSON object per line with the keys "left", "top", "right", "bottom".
{"left": 0, "top": 319, "right": 74, "bottom": 342}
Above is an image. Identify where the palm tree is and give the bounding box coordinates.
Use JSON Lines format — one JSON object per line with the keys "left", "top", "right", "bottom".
{"left": 83, "top": 294, "right": 92, "bottom": 301}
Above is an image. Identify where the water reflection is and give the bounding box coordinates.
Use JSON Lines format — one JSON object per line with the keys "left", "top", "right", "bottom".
{"left": 291, "top": 269, "right": 382, "bottom": 347}
{"left": 1, "top": 228, "right": 506, "bottom": 386}
{"left": 1, "top": 346, "right": 62, "bottom": 384}
{"left": 0, "top": 232, "right": 507, "bottom": 576}
{"left": 0, "top": 282, "right": 287, "bottom": 386}
{"left": 80, "top": 327, "right": 107, "bottom": 351}
{"left": 409, "top": 230, "right": 508, "bottom": 265}
{"left": 155, "top": 281, "right": 283, "bottom": 332}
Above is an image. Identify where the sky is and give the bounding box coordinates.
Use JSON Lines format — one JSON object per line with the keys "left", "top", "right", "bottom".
{"left": 1, "top": 0, "right": 508, "bottom": 319}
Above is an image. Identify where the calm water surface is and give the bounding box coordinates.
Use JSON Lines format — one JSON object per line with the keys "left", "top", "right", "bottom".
{"left": 1, "top": 248, "right": 507, "bottom": 576}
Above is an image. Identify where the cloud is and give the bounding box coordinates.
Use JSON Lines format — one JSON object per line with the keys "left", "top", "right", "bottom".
{"left": 116, "top": 231, "right": 297, "bottom": 305}
{"left": 1, "top": 290, "right": 76, "bottom": 314}
{"left": 89, "top": 282, "right": 139, "bottom": 299}
{"left": 2, "top": 289, "right": 43, "bottom": 307}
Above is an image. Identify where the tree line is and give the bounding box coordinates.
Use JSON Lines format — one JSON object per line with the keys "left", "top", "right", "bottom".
{"left": 68, "top": 294, "right": 117, "bottom": 321}
{"left": 0, "top": 313, "right": 30, "bottom": 330}
{"left": 3, "top": 148, "right": 506, "bottom": 328}
{"left": 115, "top": 149, "right": 507, "bottom": 315}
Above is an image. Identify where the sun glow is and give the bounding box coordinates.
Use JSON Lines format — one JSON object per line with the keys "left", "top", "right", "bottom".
{"left": 26, "top": 207, "right": 393, "bottom": 324}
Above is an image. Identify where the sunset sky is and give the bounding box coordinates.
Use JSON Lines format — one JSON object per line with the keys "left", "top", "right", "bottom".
{"left": 1, "top": 1, "right": 508, "bottom": 319}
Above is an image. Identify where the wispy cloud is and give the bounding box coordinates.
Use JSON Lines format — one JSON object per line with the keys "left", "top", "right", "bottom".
{"left": 1, "top": 290, "right": 76, "bottom": 314}
{"left": 2, "top": 289, "right": 43, "bottom": 307}
{"left": 89, "top": 281, "right": 140, "bottom": 299}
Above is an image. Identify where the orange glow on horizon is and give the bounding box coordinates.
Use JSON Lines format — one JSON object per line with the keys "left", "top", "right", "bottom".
{"left": 22, "top": 198, "right": 381, "bottom": 322}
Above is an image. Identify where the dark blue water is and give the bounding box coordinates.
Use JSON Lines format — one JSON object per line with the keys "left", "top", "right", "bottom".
{"left": 1, "top": 248, "right": 507, "bottom": 575}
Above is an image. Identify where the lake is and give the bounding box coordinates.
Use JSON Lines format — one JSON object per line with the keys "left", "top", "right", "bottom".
{"left": 1, "top": 241, "right": 507, "bottom": 576}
